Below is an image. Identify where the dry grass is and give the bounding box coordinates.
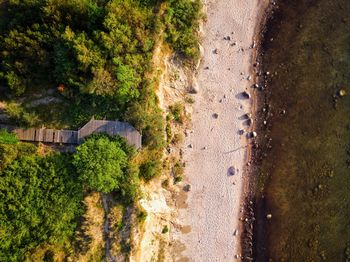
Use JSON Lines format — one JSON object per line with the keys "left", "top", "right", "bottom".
{"left": 75, "top": 192, "right": 105, "bottom": 262}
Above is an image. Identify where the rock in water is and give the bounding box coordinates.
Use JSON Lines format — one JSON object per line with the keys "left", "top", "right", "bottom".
{"left": 338, "top": 89, "right": 346, "bottom": 97}
{"left": 247, "top": 131, "right": 257, "bottom": 138}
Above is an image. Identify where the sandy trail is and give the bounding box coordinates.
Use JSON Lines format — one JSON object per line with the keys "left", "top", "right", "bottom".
{"left": 173, "top": 0, "right": 266, "bottom": 261}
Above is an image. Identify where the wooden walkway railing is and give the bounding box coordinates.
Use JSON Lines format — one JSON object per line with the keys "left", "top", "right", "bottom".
{"left": 0, "top": 119, "right": 142, "bottom": 149}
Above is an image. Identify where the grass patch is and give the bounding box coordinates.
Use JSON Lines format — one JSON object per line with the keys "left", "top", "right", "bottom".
{"left": 0, "top": 129, "right": 18, "bottom": 144}
{"left": 169, "top": 102, "right": 186, "bottom": 124}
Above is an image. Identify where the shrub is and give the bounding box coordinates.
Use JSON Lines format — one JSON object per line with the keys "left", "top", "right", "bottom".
{"left": 139, "top": 160, "right": 160, "bottom": 181}
{"left": 137, "top": 210, "right": 147, "bottom": 222}
{"left": 0, "top": 129, "right": 18, "bottom": 144}
{"left": 166, "top": 122, "right": 172, "bottom": 143}
{"left": 164, "top": 0, "right": 202, "bottom": 60}
{"left": 161, "top": 225, "right": 169, "bottom": 234}
{"left": 169, "top": 102, "right": 185, "bottom": 124}
{"left": 172, "top": 133, "right": 184, "bottom": 145}
{"left": 174, "top": 175, "right": 183, "bottom": 184}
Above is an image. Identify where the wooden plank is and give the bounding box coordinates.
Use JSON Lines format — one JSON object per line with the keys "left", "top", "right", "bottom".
{"left": 1, "top": 119, "right": 141, "bottom": 148}
{"left": 44, "top": 129, "right": 54, "bottom": 143}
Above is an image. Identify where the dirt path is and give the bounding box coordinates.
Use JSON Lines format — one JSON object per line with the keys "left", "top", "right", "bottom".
{"left": 102, "top": 194, "right": 114, "bottom": 262}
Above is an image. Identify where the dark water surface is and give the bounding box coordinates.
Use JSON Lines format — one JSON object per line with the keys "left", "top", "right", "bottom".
{"left": 255, "top": 0, "right": 350, "bottom": 261}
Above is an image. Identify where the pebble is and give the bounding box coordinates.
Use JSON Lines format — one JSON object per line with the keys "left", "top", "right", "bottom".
{"left": 183, "top": 184, "right": 191, "bottom": 192}
{"left": 247, "top": 131, "right": 257, "bottom": 138}
{"left": 339, "top": 89, "right": 346, "bottom": 97}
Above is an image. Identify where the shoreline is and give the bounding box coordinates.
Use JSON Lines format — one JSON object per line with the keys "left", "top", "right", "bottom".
{"left": 240, "top": 1, "right": 273, "bottom": 258}
{"left": 172, "top": 1, "right": 270, "bottom": 261}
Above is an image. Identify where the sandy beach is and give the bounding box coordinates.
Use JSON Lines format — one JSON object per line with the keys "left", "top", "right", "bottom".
{"left": 173, "top": 0, "right": 268, "bottom": 261}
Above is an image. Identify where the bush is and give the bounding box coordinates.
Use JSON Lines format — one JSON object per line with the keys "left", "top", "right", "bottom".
{"left": 0, "top": 129, "right": 18, "bottom": 144}
{"left": 164, "top": 0, "right": 202, "bottom": 60}
{"left": 172, "top": 133, "right": 184, "bottom": 145}
{"left": 166, "top": 122, "right": 172, "bottom": 143}
{"left": 137, "top": 210, "right": 147, "bottom": 222}
{"left": 4, "top": 102, "right": 39, "bottom": 127}
{"left": 161, "top": 225, "right": 169, "bottom": 234}
{"left": 169, "top": 102, "right": 185, "bottom": 124}
{"left": 174, "top": 175, "right": 183, "bottom": 184}
{"left": 139, "top": 160, "right": 161, "bottom": 181}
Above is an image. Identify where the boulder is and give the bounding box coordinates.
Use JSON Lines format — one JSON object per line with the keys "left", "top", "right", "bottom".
{"left": 183, "top": 184, "right": 191, "bottom": 192}
{"left": 242, "top": 91, "right": 251, "bottom": 99}
{"left": 228, "top": 166, "right": 237, "bottom": 176}
{"left": 190, "top": 79, "right": 199, "bottom": 94}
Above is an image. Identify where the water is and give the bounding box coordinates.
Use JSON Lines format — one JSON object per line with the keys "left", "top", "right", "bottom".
{"left": 255, "top": 0, "right": 350, "bottom": 261}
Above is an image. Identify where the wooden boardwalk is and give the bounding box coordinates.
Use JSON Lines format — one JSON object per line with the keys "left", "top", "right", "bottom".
{"left": 0, "top": 119, "right": 142, "bottom": 149}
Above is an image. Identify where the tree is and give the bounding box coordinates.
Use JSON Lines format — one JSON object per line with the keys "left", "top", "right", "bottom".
{"left": 0, "top": 153, "right": 83, "bottom": 260}
{"left": 73, "top": 136, "right": 128, "bottom": 193}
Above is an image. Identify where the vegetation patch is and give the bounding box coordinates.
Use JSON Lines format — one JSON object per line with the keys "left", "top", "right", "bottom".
{"left": 0, "top": 0, "right": 202, "bottom": 259}
{"left": 0, "top": 129, "right": 18, "bottom": 144}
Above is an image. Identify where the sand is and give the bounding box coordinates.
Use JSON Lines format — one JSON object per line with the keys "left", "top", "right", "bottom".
{"left": 173, "top": 0, "right": 268, "bottom": 261}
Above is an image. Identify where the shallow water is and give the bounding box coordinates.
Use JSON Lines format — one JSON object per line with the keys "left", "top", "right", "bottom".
{"left": 255, "top": 0, "right": 350, "bottom": 261}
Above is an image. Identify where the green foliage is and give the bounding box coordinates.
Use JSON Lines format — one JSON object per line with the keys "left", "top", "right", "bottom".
{"left": 0, "top": 129, "right": 18, "bottom": 144}
{"left": 173, "top": 175, "right": 183, "bottom": 184}
{"left": 173, "top": 160, "right": 184, "bottom": 184}
{"left": 166, "top": 122, "right": 172, "bottom": 143}
{"left": 164, "top": 0, "right": 202, "bottom": 60}
{"left": 172, "top": 133, "right": 183, "bottom": 145}
{"left": 4, "top": 102, "right": 39, "bottom": 127}
{"left": 139, "top": 160, "right": 161, "bottom": 181}
{"left": 126, "top": 80, "right": 165, "bottom": 150}
{"left": 184, "top": 96, "right": 195, "bottom": 104}
{"left": 169, "top": 102, "right": 185, "bottom": 123}
{"left": 0, "top": 0, "right": 157, "bottom": 129}
{"left": 0, "top": 142, "right": 36, "bottom": 170}
{"left": 0, "top": 153, "right": 83, "bottom": 261}
{"left": 73, "top": 136, "right": 128, "bottom": 193}
{"left": 161, "top": 225, "right": 169, "bottom": 234}
{"left": 137, "top": 210, "right": 147, "bottom": 222}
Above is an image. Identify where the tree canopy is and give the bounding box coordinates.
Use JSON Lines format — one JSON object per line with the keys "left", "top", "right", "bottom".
{"left": 73, "top": 136, "right": 128, "bottom": 193}
{"left": 0, "top": 152, "right": 83, "bottom": 261}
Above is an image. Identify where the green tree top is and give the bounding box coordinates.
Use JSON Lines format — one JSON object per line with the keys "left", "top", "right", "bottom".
{"left": 73, "top": 136, "right": 128, "bottom": 193}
